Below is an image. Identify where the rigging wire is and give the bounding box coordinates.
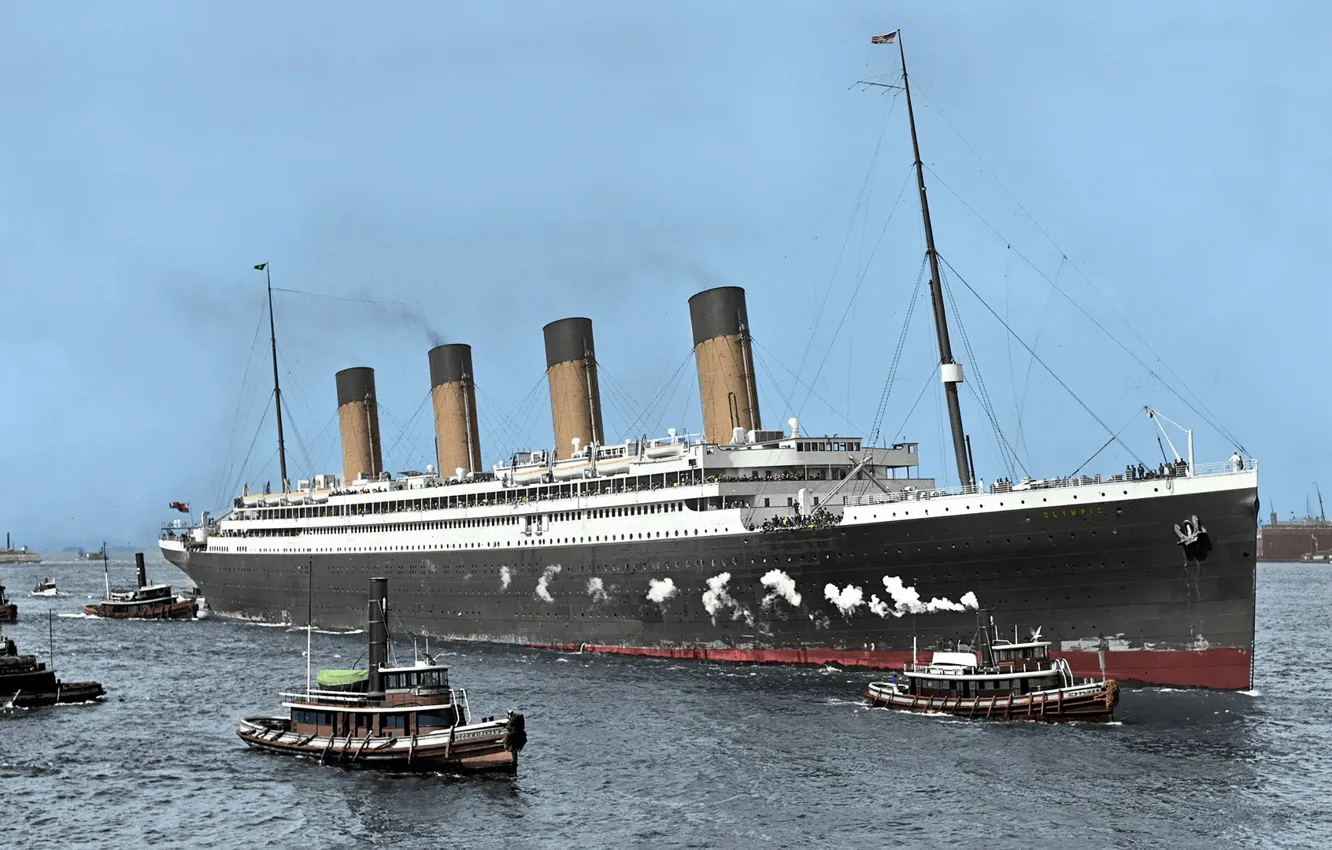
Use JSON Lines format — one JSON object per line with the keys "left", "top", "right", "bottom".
{"left": 789, "top": 88, "right": 902, "bottom": 398}
{"left": 796, "top": 166, "right": 916, "bottom": 417}
{"left": 298, "top": 410, "right": 341, "bottom": 479}
{"left": 675, "top": 368, "right": 699, "bottom": 437}
{"left": 213, "top": 300, "right": 270, "bottom": 510}
{"left": 476, "top": 373, "right": 549, "bottom": 459}
{"left": 868, "top": 256, "right": 929, "bottom": 444}
{"left": 939, "top": 266, "right": 1022, "bottom": 479}
{"left": 279, "top": 394, "right": 316, "bottom": 477}
{"left": 382, "top": 390, "right": 433, "bottom": 471}
{"left": 596, "top": 365, "right": 647, "bottom": 441}
{"left": 924, "top": 163, "right": 1245, "bottom": 452}
{"left": 751, "top": 339, "right": 867, "bottom": 436}
{"left": 475, "top": 377, "right": 540, "bottom": 452}
{"left": 914, "top": 83, "right": 1241, "bottom": 449}
{"left": 749, "top": 346, "right": 798, "bottom": 427}
{"left": 611, "top": 350, "right": 696, "bottom": 441}
{"left": 938, "top": 254, "right": 1145, "bottom": 465}
{"left": 1067, "top": 408, "right": 1146, "bottom": 479}
{"left": 224, "top": 393, "right": 274, "bottom": 502}
{"left": 1014, "top": 257, "right": 1062, "bottom": 461}
{"left": 270, "top": 286, "right": 422, "bottom": 313}
{"left": 890, "top": 362, "right": 940, "bottom": 443}
{"left": 962, "top": 380, "right": 1029, "bottom": 481}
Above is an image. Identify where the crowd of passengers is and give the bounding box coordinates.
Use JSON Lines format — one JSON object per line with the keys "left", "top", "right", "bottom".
{"left": 1126, "top": 459, "right": 1190, "bottom": 480}
{"left": 706, "top": 469, "right": 812, "bottom": 483}
{"left": 760, "top": 507, "right": 842, "bottom": 532}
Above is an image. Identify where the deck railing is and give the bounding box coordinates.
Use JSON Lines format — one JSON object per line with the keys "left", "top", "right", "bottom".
{"left": 842, "top": 458, "right": 1256, "bottom": 509}
{"left": 280, "top": 687, "right": 377, "bottom": 706}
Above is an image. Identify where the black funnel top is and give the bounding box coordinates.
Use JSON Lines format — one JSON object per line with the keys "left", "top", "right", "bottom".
{"left": 542, "top": 317, "right": 595, "bottom": 369}
{"left": 428, "top": 344, "right": 473, "bottom": 387}
{"left": 335, "top": 367, "right": 377, "bottom": 407}
{"left": 688, "top": 286, "right": 750, "bottom": 346}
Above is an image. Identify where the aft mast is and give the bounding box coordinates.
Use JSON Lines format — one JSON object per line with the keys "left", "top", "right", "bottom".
{"left": 872, "top": 30, "right": 972, "bottom": 487}
{"left": 256, "top": 263, "right": 289, "bottom": 492}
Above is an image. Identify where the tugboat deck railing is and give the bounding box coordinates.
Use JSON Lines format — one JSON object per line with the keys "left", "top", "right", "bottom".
{"left": 280, "top": 686, "right": 462, "bottom": 709}
{"left": 281, "top": 687, "right": 377, "bottom": 706}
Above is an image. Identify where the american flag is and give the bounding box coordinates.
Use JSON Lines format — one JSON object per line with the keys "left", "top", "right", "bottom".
{"left": 871, "top": 31, "right": 898, "bottom": 45}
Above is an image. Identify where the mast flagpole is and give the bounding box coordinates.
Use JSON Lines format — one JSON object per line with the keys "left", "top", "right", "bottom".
{"left": 261, "top": 263, "right": 289, "bottom": 492}
{"left": 894, "top": 32, "right": 972, "bottom": 487}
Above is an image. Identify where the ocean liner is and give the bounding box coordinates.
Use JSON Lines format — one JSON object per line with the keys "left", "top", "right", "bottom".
{"left": 162, "top": 33, "right": 1259, "bottom": 689}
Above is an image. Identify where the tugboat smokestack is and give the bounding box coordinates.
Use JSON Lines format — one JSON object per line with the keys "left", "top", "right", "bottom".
{"left": 543, "top": 317, "right": 604, "bottom": 460}
{"left": 368, "top": 576, "right": 388, "bottom": 695}
{"left": 688, "top": 286, "right": 761, "bottom": 445}
{"left": 335, "top": 367, "right": 383, "bottom": 484}
{"left": 428, "top": 344, "right": 483, "bottom": 478}
{"left": 135, "top": 552, "right": 147, "bottom": 588}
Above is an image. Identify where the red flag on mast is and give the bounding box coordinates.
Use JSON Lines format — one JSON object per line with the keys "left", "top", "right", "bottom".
{"left": 169, "top": 501, "right": 190, "bottom": 513}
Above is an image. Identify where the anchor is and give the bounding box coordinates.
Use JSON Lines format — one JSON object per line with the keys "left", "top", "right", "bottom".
{"left": 1174, "top": 514, "right": 1212, "bottom": 563}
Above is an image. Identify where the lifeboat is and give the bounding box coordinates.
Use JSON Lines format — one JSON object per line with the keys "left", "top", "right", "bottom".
{"left": 552, "top": 460, "right": 590, "bottom": 481}
{"left": 510, "top": 466, "right": 547, "bottom": 485}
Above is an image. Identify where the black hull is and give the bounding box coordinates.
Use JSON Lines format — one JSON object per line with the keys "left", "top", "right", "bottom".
{"left": 166, "top": 482, "right": 1259, "bottom": 689}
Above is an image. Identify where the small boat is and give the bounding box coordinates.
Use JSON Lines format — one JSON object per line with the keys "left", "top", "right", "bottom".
{"left": 30, "top": 578, "right": 58, "bottom": 597}
{"left": 1, "top": 625, "right": 105, "bottom": 708}
{"left": 0, "top": 585, "right": 15, "bottom": 623}
{"left": 865, "top": 619, "right": 1120, "bottom": 722}
{"left": 237, "top": 576, "right": 527, "bottom": 773}
{"left": 83, "top": 551, "right": 197, "bottom": 620}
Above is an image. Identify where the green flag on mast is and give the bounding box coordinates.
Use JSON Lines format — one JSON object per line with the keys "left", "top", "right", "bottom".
{"left": 254, "top": 263, "right": 267, "bottom": 270}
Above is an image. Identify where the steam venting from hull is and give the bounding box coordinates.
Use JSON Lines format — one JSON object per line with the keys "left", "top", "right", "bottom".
{"left": 688, "top": 286, "right": 761, "bottom": 445}
{"left": 428, "top": 344, "right": 483, "bottom": 477}
{"left": 586, "top": 577, "right": 610, "bottom": 603}
{"left": 870, "top": 576, "right": 980, "bottom": 618}
{"left": 500, "top": 566, "right": 512, "bottom": 590}
{"left": 702, "top": 572, "right": 752, "bottom": 626}
{"left": 543, "top": 317, "right": 604, "bottom": 460}
{"left": 760, "top": 569, "right": 801, "bottom": 608}
{"left": 535, "top": 565, "right": 561, "bottom": 603}
{"left": 647, "top": 577, "right": 677, "bottom": 604}
{"left": 823, "top": 583, "right": 864, "bottom": 616}
{"left": 335, "top": 367, "right": 383, "bottom": 484}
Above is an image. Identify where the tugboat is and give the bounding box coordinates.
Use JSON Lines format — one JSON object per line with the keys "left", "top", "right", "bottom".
{"left": 0, "top": 624, "right": 105, "bottom": 708}
{"left": 83, "top": 551, "right": 198, "bottom": 620}
{"left": 237, "top": 577, "right": 527, "bottom": 773}
{"left": 865, "top": 617, "right": 1120, "bottom": 722}
{"left": 0, "top": 585, "right": 15, "bottom": 623}
{"left": 31, "top": 578, "right": 59, "bottom": 597}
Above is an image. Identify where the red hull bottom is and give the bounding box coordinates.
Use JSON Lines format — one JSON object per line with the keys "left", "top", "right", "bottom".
{"left": 524, "top": 643, "right": 1252, "bottom": 690}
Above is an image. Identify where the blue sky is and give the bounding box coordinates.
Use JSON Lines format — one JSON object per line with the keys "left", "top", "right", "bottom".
{"left": 2, "top": 2, "right": 1329, "bottom": 547}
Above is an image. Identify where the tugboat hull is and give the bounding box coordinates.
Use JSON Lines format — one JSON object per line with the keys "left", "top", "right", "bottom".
{"left": 3, "top": 681, "right": 106, "bottom": 708}
{"left": 865, "top": 679, "right": 1119, "bottom": 722}
{"left": 0, "top": 604, "right": 15, "bottom": 624}
{"left": 236, "top": 714, "right": 526, "bottom": 773}
{"left": 83, "top": 599, "right": 198, "bottom": 620}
